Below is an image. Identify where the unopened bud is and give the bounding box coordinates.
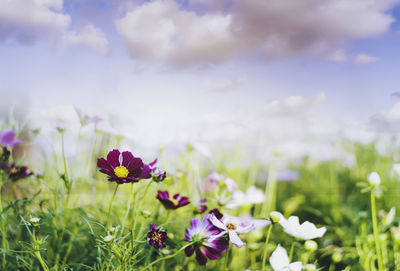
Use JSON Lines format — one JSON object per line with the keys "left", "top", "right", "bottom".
{"left": 269, "top": 211, "right": 282, "bottom": 224}
{"left": 304, "top": 240, "right": 318, "bottom": 251}
{"left": 30, "top": 217, "right": 40, "bottom": 227}
{"left": 104, "top": 235, "right": 113, "bottom": 244}
{"left": 304, "top": 264, "right": 316, "bottom": 271}
{"left": 141, "top": 210, "right": 151, "bottom": 218}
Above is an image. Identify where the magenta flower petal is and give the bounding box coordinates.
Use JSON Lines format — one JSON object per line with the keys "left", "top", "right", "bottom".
{"left": 106, "top": 149, "right": 120, "bottom": 168}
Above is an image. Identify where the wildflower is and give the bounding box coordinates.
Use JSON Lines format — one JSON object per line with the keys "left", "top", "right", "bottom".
{"left": 270, "top": 211, "right": 283, "bottom": 224}
{"left": 156, "top": 190, "right": 190, "bottom": 210}
{"left": 304, "top": 264, "right": 317, "bottom": 271}
{"left": 278, "top": 215, "right": 326, "bottom": 240}
{"left": 104, "top": 235, "right": 113, "bottom": 244}
{"left": 74, "top": 107, "right": 102, "bottom": 127}
{"left": 194, "top": 199, "right": 207, "bottom": 214}
{"left": 270, "top": 245, "right": 303, "bottom": 271}
{"left": 152, "top": 168, "right": 167, "bottom": 182}
{"left": 304, "top": 240, "right": 318, "bottom": 251}
{"left": 0, "top": 130, "right": 22, "bottom": 148}
{"left": 30, "top": 217, "right": 40, "bottom": 227}
{"left": 147, "top": 224, "right": 167, "bottom": 248}
{"left": 2, "top": 163, "right": 33, "bottom": 182}
{"left": 209, "top": 214, "right": 255, "bottom": 248}
{"left": 226, "top": 186, "right": 265, "bottom": 209}
{"left": 141, "top": 210, "right": 152, "bottom": 218}
{"left": 368, "top": 172, "right": 381, "bottom": 186}
{"left": 97, "top": 149, "right": 154, "bottom": 184}
{"left": 184, "top": 214, "right": 228, "bottom": 266}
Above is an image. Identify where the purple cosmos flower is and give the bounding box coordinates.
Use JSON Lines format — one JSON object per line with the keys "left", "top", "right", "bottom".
{"left": 194, "top": 199, "right": 207, "bottom": 214}
{"left": 0, "top": 130, "right": 22, "bottom": 148}
{"left": 208, "top": 208, "right": 223, "bottom": 220}
{"left": 209, "top": 214, "right": 255, "bottom": 248}
{"left": 156, "top": 190, "right": 190, "bottom": 209}
{"left": 97, "top": 149, "right": 154, "bottom": 184}
{"left": 147, "top": 224, "right": 167, "bottom": 249}
{"left": 184, "top": 214, "right": 229, "bottom": 266}
{"left": 0, "top": 162, "right": 33, "bottom": 182}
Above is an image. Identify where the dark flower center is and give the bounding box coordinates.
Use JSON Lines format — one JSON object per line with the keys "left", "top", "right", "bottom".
{"left": 227, "top": 223, "right": 236, "bottom": 230}
{"left": 151, "top": 232, "right": 163, "bottom": 243}
{"left": 114, "top": 166, "right": 129, "bottom": 178}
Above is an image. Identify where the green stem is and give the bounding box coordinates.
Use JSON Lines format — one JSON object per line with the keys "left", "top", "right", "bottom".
{"left": 86, "top": 132, "right": 98, "bottom": 181}
{"left": 261, "top": 225, "right": 273, "bottom": 271}
{"left": 0, "top": 183, "right": 6, "bottom": 270}
{"left": 133, "top": 180, "right": 153, "bottom": 241}
{"left": 32, "top": 228, "right": 49, "bottom": 271}
{"left": 107, "top": 184, "right": 119, "bottom": 230}
{"left": 288, "top": 241, "right": 295, "bottom": 262}
{"left": 121, "top": 183, "right": 135, "bottom": 236}
{"left": 371, "top": 189, "right": 384, "bottom": 271}
{"left": 141, "top": 243, "right": 193, "bottom": 270}
{"left": 61, "top": 132, "right": 71, "bottom": 209}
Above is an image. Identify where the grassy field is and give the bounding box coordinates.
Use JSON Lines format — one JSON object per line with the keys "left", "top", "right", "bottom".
{"left": 0, "top": 122, "right": 399, "bottom": 271}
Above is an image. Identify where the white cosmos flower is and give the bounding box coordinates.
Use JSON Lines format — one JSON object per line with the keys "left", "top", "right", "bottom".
{"left": 209, "top": 214, "right": 255, "bottom": 248}
{"left": 226, "top": 186, "right": 265, "bottom": 209}
{"left": 279, "top": 216, "right": 326, "bottom": 240}
{"left": 270, "top": 245, "right": 303, "bottom": 271}
{"left": 368, "top": 172, "right": 381, "bottom": 186}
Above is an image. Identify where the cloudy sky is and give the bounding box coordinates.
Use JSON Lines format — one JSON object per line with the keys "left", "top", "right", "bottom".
{"left": 1, "top": 0, "right": 400, "bottom": 151}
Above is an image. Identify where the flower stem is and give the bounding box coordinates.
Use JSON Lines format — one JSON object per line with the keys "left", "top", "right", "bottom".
{"left": 371, "top": 189, "right": 384, "bottom": 271}
{"left": 141, "top": 243, "right": 193, "bottom": 270}
{"left": 0, "top": 182, "right": 6, "bottom": 270}
{"left": 107, "top": 184, "right": 119, "bottom": 230}
{"left": 288, "top": 241, "right": 295, "bottom": 262}
{"left": 132, "top": 180, "right": 152, "bottom": 242}
{"left": 261, "top": 225, "right": 273, "bottom": 271}
{"left": 61, "top": 132, "right": 71, "bottom": 208}
{"left": 32, "top": 228, "right": 49, "bottom": 271}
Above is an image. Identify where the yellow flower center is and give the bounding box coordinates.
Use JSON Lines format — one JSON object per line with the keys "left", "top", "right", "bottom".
{"left": 170, "top": 198, "right": 179, "bottom": 206}
{"left": 10, "top": 168, "right": 19, "bottom": 174}
{"left": 114, "top": 166, "right": 129, "bottom": 178}
{"left": 151, "top": 232, "right": 163, "bottom": 242}
{"left": 227, "top": 223, "right": 236, "bottom": 230}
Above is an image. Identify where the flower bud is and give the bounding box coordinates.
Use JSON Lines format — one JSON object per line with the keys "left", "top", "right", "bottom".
{"left": 141, "top": 210, "right": 151, "bottom": 218}
{"left": 368, "top": 172, "right": 381, "bottom": 187}
{"left": 304, "top": 240, "right": 318, "bottom": 251}
{"left": 30, "top": 217, "right": 40, "bottom": 227}
{"left": 109, "top": 226, "right": 118, "bottom": 234}
{"left": 269, "top": 211, "right": 282, "bottom": 224}
{"left": 332, "top": 251, "right": 343, "bottom": 263}
{"left": 104, "top": 235, "right": 114, "bottom": 244}
{"left": 304, "top": 264, "right": 317, "bottom": 271}
{"left": 152, "top": 168, "right": 167, "bottom": 182}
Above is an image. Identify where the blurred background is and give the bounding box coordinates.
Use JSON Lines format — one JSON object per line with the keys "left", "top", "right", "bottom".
{"left": 2, "top": 0, "right": 400, "bottom": 165}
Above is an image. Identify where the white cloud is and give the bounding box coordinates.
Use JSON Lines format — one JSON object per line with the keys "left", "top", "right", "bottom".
{"left": 115, "top": 0, "right": 398, "bottom": 65}
{"left": 369, "top": 102, "right": 400, "bottom": 132}
{"left": 328, "top": 49, "right": 348, "bottom": 62}
{"left": 354, "top": 53, "right": 381, "bottom": 64}
{"left": 260, "top": 92, "right": 326, "bottom": 117}
{"left": 64, "top": 24, "right": 109, "bottom": 55}
{"left": 0, "top": 0, "right": 109, "bottom": 55}
{"left": 0, "top": 0, "right": 70, "bottom": 44}
{"left": 204, "top": 75, "right": 247, "bottom": 92}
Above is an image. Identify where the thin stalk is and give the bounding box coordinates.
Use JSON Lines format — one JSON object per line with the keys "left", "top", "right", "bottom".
{"left": 0, "top": 182, "right": 6, "bottom": 270}
{"left": 371, "top": 190, "right": 384, "bottom": 271}
{"left": 32, "top": 228, "right": 49, "bottom": 271}
{"left": 288, "top": 242, "right": 295, "bottom": 262}
{"left": 121, "top": 183, "right": 135, "bottom": 236}
{"left": 107, "top": 184, "right": 119, "bottom": 230}
{"left": 261, "top": 225, "right": 273, "bottom": 271}
{"left": 61, "top": 132, "right": 71, "bottom": 209}
{"left": 141, "top": 243, "right": 193, "bottom": 270}
{"left": 132, "top": 180, "right": 152, "bottom": 242}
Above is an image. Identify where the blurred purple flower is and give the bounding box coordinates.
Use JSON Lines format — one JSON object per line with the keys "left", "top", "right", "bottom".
{"left": 194, "top": 199, "right": 207, "bottom": 214}
{"left": 208, "top": 208, "right": 223, "bottom": 220}
{"left": 1, "top": 163, "right": 33, "bottom": 182}
{"left": 152, "top": 167, "right": 167, "bottom": 182}
{"left": 184, "top": 214, "right": 228, "bottom": 266}
{"left": 209, "top": 214, "right": 255, "bottom": 248}
{"left": 97, "top": 149, "right": 153, "bottom": 184}
{"left": 156, "top": 190, "right": 190, "bottom": 209}
{"left": 0, "top": 130, "right": 22, "bottom": 148}
{"left": 276, "top": 170, "right": 300, "bottom": 182}
{"left": 147, "top": 224, "right": 167, "bottom": 249}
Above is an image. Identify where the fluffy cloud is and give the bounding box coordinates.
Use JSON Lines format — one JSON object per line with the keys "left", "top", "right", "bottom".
{"left": 116, "top": 0, "right": 398, "bottom": 65}
{"left": 64, "top": 24, "right": 109, "bottom": 55}
{"left": 0, "top": 0, "right": 109, "bottom": 54}
{"left": 0, "top": 0, "right": 70, "bottom": 44}
{"left": 354, "top": 53, "right": 381, "bottom": 64}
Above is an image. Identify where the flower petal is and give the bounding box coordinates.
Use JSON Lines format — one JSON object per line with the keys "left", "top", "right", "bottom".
{"left": 106, "top": 149, "right": 120, "bottom": 168}
{"left": 228, "top": 231, "right": 245, "bottom": 248}
{"left": 270, "top": 245, "right": 289, "bottom": 270}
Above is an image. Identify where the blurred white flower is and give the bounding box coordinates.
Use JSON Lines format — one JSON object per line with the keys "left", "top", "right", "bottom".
{"left": 226, "top": 186, "right": 265, "bottom": 209}
{"left": 104, "top": 235, "right": 114, "bottom": 244}
{"left": 368, "top": 172, "right": 381, "bottom": 186}
{"left": 239, "top": 213, "right": 271, "bottom": 230}
{"left": 29, "top": 217, "right": 40, "bottom": 227}
{"left": 393, "top": 164, "right": 400, "bottom": 176}
{"left": 270, "top": 245, "right": 303, "bottom": 271}
{"left": 279, "top": 216, "right": 326, "bottom": 240}
{"left": 223, "top": 177, "right": 238, "bottom": 193}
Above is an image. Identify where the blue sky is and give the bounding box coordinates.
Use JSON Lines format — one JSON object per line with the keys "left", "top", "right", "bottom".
{"left": 1, "top": 0, "right": 400, "bottom": 150}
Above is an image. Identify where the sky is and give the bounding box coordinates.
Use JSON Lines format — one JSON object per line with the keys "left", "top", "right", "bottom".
{"left": 1, "top": 0, "right": 400, "bottom": 159}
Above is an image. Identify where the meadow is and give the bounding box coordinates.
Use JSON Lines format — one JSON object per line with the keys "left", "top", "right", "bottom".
{"left": 0, "top": 115, "right": 399, "bottom": 271}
